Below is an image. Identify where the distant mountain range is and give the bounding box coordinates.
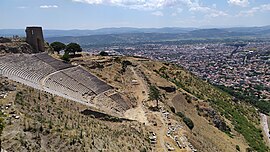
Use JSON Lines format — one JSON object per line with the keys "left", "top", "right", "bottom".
{"left": 0, "top": 27, "right": 197, "bottom": 38}
{"left": 1, "top": 26, "right": 270, "bottom": 46}
{"left": 1, "top": 26, "right": 270, "bottom": 38}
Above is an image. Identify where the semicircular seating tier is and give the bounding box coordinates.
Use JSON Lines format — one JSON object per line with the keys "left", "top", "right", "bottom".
{"left": 0, "top": 53, "right": 112, "bottom": 104}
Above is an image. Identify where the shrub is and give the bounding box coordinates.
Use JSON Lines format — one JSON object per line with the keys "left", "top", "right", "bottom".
{"left": 61, "top": 53, "right": 70, "bottom": 62}
{"left": 183, "top": 117, "right": 194, "bottom": 130}
{"left": 99, "top": 51, "right": 109, "bottom": 56}
{"left": 176, "top": 112, "right": 185, "bottom": 118}
{"left": 236, "top": 145, "right": 240, "bottom": 151}
{"left": 120, "top": 60, "right": 132, "bottom": 74}
{"left": 170, "top": 107, "right": 175, "bottom": 113}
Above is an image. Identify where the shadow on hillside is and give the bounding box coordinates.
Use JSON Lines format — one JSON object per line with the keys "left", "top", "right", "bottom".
{"left": 81, "top": 109, "right": 131, "bottom": 122}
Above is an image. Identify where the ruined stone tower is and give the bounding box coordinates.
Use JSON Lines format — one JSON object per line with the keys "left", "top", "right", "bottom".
{"left": 25, "top": 27, "right": 45, "bottom": 53}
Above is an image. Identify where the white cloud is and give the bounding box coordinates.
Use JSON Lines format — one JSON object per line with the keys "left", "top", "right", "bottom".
{"left": 228, "top": 0, "right": 249, "bottom": 7}
{"left": 72, "top": 0, "right": 206, "bottom": 10}
{"left": 238, "top": 4, "right": 270, "bottom": 17}
{"left": 208, "top": 11, "right": 228, "bottom": 18}
{"left": 152, "top": 11, "right": 164, "bottom": 16}
{"left": 17, "top": 6, "right": 28, "bottom": 9}
{"left": 72, "top": 0, "right": 228, "bottom": 18}
{"left": 189, "top": 5, "right": 210, "bottom": 13}
{"left": 261, "top": 4, "right": 270, "bottom": 11}
{"left": 40, "top": 5, "right": 59, "bottom": 9}
{"left": 171, "top": 8, "right": 182, "bottom": 16}
{"left": 188, "top": 3, "right": 228, "bottom": 18}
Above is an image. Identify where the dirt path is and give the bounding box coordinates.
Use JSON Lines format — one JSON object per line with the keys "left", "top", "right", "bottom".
{"left": 155, "top": 112, "right": 167, "bottom": 152}
{"left": 124, "top": 66, "right": 169, "bottom": 151}
{"left": 260, "top": 113, "right": 270, "bottom": 146}
{"left": 124, "top": 66, "right": 149, "bottom": 124}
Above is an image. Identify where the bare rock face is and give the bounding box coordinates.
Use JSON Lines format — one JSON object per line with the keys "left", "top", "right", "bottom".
{"left": 0, "top": 38, "right": 34, "bottom": 54}
{"left": 0, "top": 79, "right": 16, "bottom": 92}
{"left": 197, "top": 105, "right": 231, "bottom": 132}
{"left": 0, "top": 37, "right": 12, "bottom": 43}
{"left": 213, "top": 115, "right": 230, "bottom": 132}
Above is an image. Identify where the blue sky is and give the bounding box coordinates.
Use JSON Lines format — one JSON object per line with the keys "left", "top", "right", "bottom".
{"left": 1, "top": 0, "right": 270, "bottom": 29}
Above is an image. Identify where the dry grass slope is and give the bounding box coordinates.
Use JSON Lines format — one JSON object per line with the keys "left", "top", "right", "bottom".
{"left": 1, "top": 81, "right": 151, "bottom": 152}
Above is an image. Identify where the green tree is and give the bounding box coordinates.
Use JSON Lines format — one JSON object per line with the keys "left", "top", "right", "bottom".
{"left": 61, "top": 53, "right": 70, "bottom": 62}
{"left": 99, "top": 51, "right": 109, "bottom": 56}
{"left": 50, "top": 42, "right": 66, "bottom": 54}
{"left": 183, "top": 117, "right": 194, "bottom": 130}
{"left": 236, "top": 145, "right": 240, "bottom": 151}
{"left": 65, "top": 43, "right": 82, "bottom": 55}
{"left": 148, "top": 85, "right": 162, "bottom": 108}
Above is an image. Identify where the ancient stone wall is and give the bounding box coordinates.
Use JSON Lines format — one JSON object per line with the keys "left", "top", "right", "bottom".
{"left": 25, "top": 27, "right": 45, "bottom": 53}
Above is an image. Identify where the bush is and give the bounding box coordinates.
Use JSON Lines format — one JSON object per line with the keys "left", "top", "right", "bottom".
{"left": 176, "top": 112, "right": 185, "bottom": 118}
{"left": 99, "top": 51, "right": 109, "bottom": 56}
{"left": 236, "top": 145, "right": 240, "bottom": 151}
{"left": 183, "top": 117, "right": 194, "bottom": 130}
{"left": 122, "top": 60, "right": 132, "bottom": 66}
{"left": 170, "top": 107, "right": 175, "bottom": 113}
{"left": 120, "top": 60, "right": 132, "bottom": 74}
{"left": 114, "top": 57, "right": 121, "bottom": 63}
{"left": 185, "top": 95, "right": 192, "bottom": 103}
{"left": 61, "top": 53, "right": 70, "bottom": 62}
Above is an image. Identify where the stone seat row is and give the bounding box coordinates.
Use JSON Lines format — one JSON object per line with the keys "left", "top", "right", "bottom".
{"left": 62, "top": 67, "right": 112, "bottom": 94}
{"left": 0, "top": 54, "right": 56, "bottom": 82}
{"left": 0, "top": 63, "right": 44, "bottom": 84}
{"left": 44, "top": 78, "right": 86, "bottom": 101}
{"left": 44, "top": 71, "right": 96, "bottom": 101}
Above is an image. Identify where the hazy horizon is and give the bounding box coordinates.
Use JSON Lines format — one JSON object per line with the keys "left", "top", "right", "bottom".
{"left": 1, "top": 24, "right": 270, "bottom": 31}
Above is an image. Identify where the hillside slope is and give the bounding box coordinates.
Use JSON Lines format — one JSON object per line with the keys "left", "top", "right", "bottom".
{"left": 70, "top": 54, "right": 269, "bottom": 152}
{"left": 0, "top": 54, "right": 269, "bottom": 152}
{"left": 0, "top": 78, "right": 151, "bottom": 152}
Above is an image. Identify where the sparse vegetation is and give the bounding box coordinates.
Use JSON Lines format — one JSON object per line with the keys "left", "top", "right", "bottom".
{"left": 217, "top": 85, "right": 270, "bottom": 114}
{"left": 120, "top": 60, "right": 132, "bottom": 74}
{"left": 176, "top": 112, "right": 185, "bottom": 118}
{"left": 176, "top": 111, "right": 194, "bottom": 130}
{"left": 148, "top": 85, "right": 162, "bottom": 108}
{"left": 0, "top": 112, "right": 5, "bottom": 151}
{"left": 183, "top": 117, "right": 194, "bottom": 130}
{"left": 1, "top": 84, "right": 151, "bottom": 151}
{"left": 1, "top": 54, "right": 267, "bottom": 152}
{"left": 156, "top": 64, "right": 269, "bottom": 152}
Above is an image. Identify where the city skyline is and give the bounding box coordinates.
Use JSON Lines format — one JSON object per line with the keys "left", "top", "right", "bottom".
{"left": 1, "top": 0, "right": 270, "bottom": 29}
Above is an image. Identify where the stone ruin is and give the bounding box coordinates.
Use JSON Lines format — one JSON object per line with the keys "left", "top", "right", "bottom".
{"left": 25, "top": 27, "right": 45, "bottom": 53}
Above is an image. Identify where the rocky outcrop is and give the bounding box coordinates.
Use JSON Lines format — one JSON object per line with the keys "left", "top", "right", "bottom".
{"left": 0, "top": 41, "right": 33, "bottom": 54}
{"left": 196, "top": 105, "right": 231, "bottom": 132}
{"left": 0, "top": 37, "right": 12, "bottom": 43}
